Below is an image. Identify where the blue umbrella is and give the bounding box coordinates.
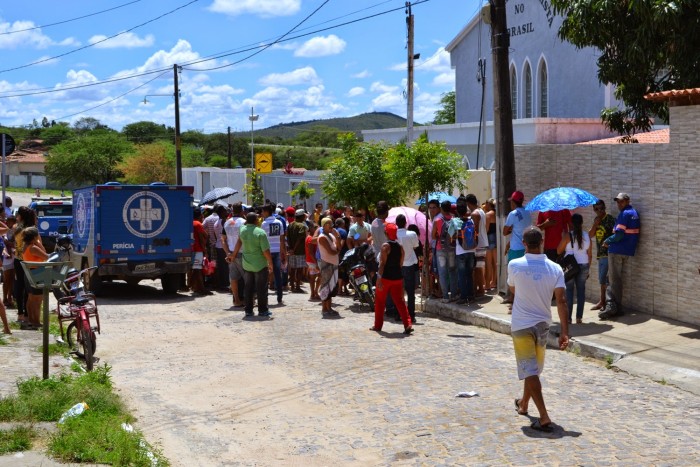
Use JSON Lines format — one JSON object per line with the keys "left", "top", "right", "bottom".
{"left": 525, "top": 187, "right": 598, "bottom": 212}
{"left": 416, "top": 192, "right": 457, "bottom": 205}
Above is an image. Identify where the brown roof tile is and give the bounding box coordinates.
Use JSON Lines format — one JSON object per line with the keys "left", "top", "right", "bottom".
{"left": 576, "top": 128, "right": 669, "bottom": 145}
{"left": 644, "top": 88, "right": 700, "bottom": 104}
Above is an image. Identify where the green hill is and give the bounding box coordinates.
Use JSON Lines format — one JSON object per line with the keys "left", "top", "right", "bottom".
{"left": 236, "top": 112, "right": 409, "bottom": 140}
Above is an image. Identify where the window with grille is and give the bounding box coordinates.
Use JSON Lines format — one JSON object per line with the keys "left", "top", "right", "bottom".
{"left": 524, "top": 63, "right": 532, "bottom": 118}
{"left": 510, "top": 66, "right": 518, "bottom": 119}
{"left": 539, "top": 61, "right": 548, "bottom": 117}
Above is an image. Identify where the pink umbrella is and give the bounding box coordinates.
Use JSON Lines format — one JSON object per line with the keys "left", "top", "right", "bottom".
{"left": 386, "top": 206, "right": 432, "bottom": 244}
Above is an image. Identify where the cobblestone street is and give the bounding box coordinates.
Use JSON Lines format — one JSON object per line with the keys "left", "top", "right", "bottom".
{"left": 91, "top": 282, "right": 700, "bottom": 466}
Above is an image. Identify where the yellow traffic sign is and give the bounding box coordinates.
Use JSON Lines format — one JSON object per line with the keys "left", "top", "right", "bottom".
{"left": 255, "top": 152, "right": 272, "bottom": 173}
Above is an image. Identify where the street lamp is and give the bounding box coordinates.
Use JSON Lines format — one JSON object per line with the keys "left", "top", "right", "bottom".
{"left": 249, "top": 107, "right": 259, "bottom": 170}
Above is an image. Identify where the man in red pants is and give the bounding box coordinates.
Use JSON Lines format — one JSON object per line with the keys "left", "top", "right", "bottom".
{"left": 370, "top": 223, "right": 414, "bottom": 335}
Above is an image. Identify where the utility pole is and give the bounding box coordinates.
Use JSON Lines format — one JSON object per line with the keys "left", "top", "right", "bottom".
{"left": 406, "top": 2, "right": 415, "bottom": 144}
{"left": 227, "top": 126, "right": 232, "bottom": 168}
{"left": 489, "top": 0, "right": 515, "bottom": 216}
{"left": 173, "top": 64, "right": 182, "bottom": 185}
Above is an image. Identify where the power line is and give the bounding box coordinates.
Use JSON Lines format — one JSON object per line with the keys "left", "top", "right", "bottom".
{"left": 184, "top": 0, "right": 431, "bottom": 70}
{"left": 0, "top": 0, "right": 199, "bottom": 74}
{"left": 0, "top": 0, "right": 433, "bottom": 99}
{"left": 183, "top": 0, "right": 331, "bottom": 73}
{"left": 51, "top": 70, "right": 170, "bottom": 122}
{"left": 0, "top": 0, "right": 143, "bottom": 36}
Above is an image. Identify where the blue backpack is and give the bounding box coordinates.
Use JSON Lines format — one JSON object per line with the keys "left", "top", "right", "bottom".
{"left": 459, "top": 217, "right": 477, "bottom": 250}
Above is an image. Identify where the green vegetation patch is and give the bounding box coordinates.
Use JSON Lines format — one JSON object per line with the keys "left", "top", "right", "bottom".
{"left": 0, "top": 366, "right": 167, "bottom": 465}
{"left": 0, "top": 425, "right": 36, "bottom": 455}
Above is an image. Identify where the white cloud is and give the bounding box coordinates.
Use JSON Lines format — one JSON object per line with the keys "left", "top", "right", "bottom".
{"left": 416, "top": 47, "right": 452, "bottom": 73}
{"left": 352, "top": 70, "right": 371, "bottom": 79}
{"left": 432, "top": 72, "right": 454, "bottom": 87}
{"left": 371, "top": 92, "right": 403, "bottom": 110}
{"left": 114, "top": 40, "right": 212, "bottom": 76}
{"left": 294, "top": 35, "right": 346, "bottom": 58}
{"left": 237, "top": 84, "right": 346, "bottom": 127}
{"left": 259, "top": 66, "right": 321, "bottom": 86}
{"left": 89, "top": 32, "right": 155, "bottom": 49}
{"left": 0, "top": 20, "right": 76, "bottom": 49}
{"left": 370, "top": 81, "right": 399, "bottom": 93}
{"left": 208, "top": 0, "right": 300, "bottom": 17}
{"left": 347, "top": 87, "right": 365, "bottom": 97}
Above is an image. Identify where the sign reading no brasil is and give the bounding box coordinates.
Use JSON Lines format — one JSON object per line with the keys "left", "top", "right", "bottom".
{"left": 122, "top": 191, "right": 170, "bottom": 238}
{"left": 0, "top": 133, "right": 15, "bottom": 155}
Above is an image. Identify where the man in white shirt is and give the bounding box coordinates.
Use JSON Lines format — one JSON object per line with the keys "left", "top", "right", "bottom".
{"left": 211, "top": 205, "right": 230, "bottom": 291}
{"left": 396, "top": 214, "right": 419, "bottom": 324}
{"left": 261, "top": 204, "right": 287, "bottom": 305}
{"left": 507, "top": 226, "right": 569, "bottom": 433}
{"left": 466, "top": 194, "right": 489, "bottom": 298}
{"left": 222, "top": 203, "right": 246, "bottom": 307}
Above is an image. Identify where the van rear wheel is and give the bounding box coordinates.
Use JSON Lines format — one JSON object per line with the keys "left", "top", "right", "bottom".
{"left": 161, "top": 273, "right": 182, "bottom": 294}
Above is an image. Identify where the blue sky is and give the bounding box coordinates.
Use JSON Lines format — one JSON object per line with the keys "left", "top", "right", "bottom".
{"left": 0, "top": 0, "right": 480, "bottom": 134}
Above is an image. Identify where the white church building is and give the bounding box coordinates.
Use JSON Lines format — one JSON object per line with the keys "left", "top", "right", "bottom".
{"left": 363, "top": 0, "right": 647, "bottom": 168}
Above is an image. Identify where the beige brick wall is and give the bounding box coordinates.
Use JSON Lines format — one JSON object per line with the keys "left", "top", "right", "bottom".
{"left": 512, "top": 104, "right": 700, "bottom": 326}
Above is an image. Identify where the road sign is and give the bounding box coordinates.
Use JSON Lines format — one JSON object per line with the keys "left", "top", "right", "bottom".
{"left": 1, "top": 133, "right": 15, "bottom": 156}
{"left": 255, "top": 152, "right": 273, "bottom": 173}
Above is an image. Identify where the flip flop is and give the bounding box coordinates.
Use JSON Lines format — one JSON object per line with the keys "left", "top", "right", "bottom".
{"left": 514, "top": 398, "right": 528, "bottom": 415}
{"left": 530, "top": 420, "right": 553, "bottom": 433}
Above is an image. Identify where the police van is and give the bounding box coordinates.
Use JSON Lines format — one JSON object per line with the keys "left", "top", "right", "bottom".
{"left": 71, "top": 183, "right": 194, "bottom": 294}
{"left": 28, "top": 196, "right": 73, "bottom": 251}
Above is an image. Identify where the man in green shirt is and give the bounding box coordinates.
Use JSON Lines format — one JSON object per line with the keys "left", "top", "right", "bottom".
{"left": 232, "top": 212, "right": 274, "bottom": 317}
{"left": 588, "top": 200, "right": 616, "bottom": 311}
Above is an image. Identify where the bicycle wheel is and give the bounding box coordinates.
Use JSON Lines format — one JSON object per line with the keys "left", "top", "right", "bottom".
{"left": 66, "top": 321, "right": 97, "bottom": 360}
{"left": 81, "top": 320, "right": 94, "bottom": 372}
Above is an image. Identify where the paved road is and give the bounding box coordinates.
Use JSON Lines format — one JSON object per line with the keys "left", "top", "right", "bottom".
{"left": 92, "top": 281, "right": 699, "bottom": 466}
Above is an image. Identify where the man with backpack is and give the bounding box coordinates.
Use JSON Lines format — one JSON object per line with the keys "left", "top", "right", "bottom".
{"left": 455, "top": 201, "right": 476, "bottom": 305}
{"left": 432, "top": 200, "right": 459, "bottom": 302}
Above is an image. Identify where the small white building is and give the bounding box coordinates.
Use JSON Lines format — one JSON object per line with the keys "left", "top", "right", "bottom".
{"left": 182, "top": 167, "right": 248, "bottom": 204}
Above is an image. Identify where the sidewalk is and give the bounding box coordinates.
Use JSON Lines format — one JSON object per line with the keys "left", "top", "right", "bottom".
{"left": 422, "top": 292, "right": 700, "bottom": 396}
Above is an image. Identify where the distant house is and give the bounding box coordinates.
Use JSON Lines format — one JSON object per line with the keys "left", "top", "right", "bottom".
{"left": 362, "top": 1, "right": 668, "bottom": 169}
{"left": 5, "top": 139, "right": 48, "bottom": 189}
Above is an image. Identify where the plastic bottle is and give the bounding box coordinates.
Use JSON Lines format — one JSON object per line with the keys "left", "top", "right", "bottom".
{"left": 58, "top": 402, "right": 89, "bottom": 424}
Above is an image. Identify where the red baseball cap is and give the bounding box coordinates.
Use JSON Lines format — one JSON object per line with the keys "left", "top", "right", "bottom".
{"left": 285, "top": 206, "right": 295, "bottom": 215}
{"left": 509, "top": 191, "right": 524, "bottom": 203}
{"left": 385, "top": 222, "right": 398, "bottom": 241}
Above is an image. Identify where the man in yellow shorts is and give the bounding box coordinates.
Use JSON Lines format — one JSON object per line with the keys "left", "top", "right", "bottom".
{"left": 508, "top": 226, "right": 569, "bottom": 432}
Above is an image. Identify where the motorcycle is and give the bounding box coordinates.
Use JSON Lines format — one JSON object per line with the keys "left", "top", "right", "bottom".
{"left": 339, "top": 242, "right": 377, "bottom": 311}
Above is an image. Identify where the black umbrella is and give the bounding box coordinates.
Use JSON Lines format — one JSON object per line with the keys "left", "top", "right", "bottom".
{"left": 200, "top": 187, "right": 238, "bottom": 205}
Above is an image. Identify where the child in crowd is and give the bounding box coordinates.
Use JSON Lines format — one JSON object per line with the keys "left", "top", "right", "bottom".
{"left": 305, "top": 224, "right": 320, "bottom": 300}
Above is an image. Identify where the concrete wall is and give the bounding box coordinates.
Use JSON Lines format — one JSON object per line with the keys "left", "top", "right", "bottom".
{"left": 182, "top": 167, "right": 248, "bottom": 205}
{"left": 513, "top": 104, "right": 699, "bottom": 325}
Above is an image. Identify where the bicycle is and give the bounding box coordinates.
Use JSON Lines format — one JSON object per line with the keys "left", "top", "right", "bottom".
{"left": 55, "top": 267, "right": 101, "bottom": 371}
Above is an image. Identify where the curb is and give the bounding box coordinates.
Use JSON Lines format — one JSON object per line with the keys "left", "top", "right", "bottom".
{"left": 424, "top": 299, "right": 626, "bottom": 362}
{"left": 423, "top": 298, "right": 700, "bottom": 395}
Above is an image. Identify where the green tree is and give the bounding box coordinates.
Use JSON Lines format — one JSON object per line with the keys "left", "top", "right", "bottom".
{"left": 244, "top": 171, "right": 265, "bottom": 207}
{"left": 288, "top": 180, "right": 316, "bottom": 210}
{"left": 73, "top": 117, "right": 109, "bottom": 134}
{"left": 387, "top": 133, "right": 468, "bottom": 203}
{"left": 39, "top": 124, "right": 74, "bottom": 145}
{"left": 551, "top": 0, "right": 700, "bottom": 138}
{"left": 321, "top": 134, "right": 402, "bottom": 212}
{"left": 46, "top": 133, "right": 134, "bottom": 186}
{"left": 293, "top": 125, "right": 343, "bottom": 148}
{"left": 118, "top": 142, "right": 175, "bottom": 184}
{"left": 433, "top": 91, "right": 456, "bottom": 125}
{"left": 122, "top": 121, "right": 171, "bottom": 143}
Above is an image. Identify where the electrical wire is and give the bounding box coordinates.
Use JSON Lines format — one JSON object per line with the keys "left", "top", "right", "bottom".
{"left": 0, "top": 0, "right": 199, "bottom": 74}
{"left": 50, "top": 70, "right": 170, "bottom": 122}
{"left": 183, "top": 0, "right": 331, "bottom": 73}
{"left": 183, "top": 0, "right": 431, "bottom": 70}
{"left": 0, "top": 0, "right": 433, "bottom": 100}
{"left": 0, "top": 0, "right": 143, "bottom": 36}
